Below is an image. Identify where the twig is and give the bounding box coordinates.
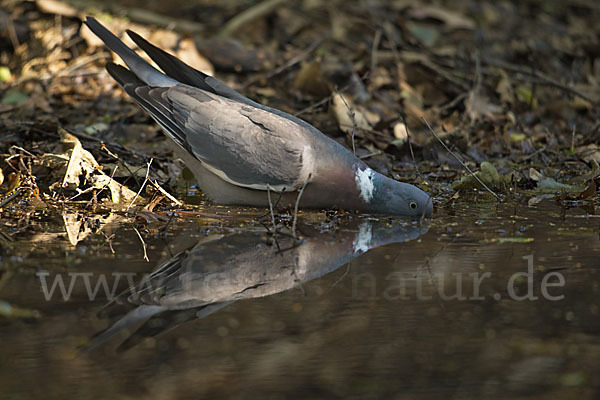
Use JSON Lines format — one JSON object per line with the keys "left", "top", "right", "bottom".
{"left": 294, "top": 72, "right": 369, "bottom": 117}
{"left": 421, "top": 117, "right": 500, "bottom": 200}
{"left": 267, "top": 185, "right": 277, "bottom": 233}
{"left": 3, "top": 14, "right": 20, "bottom": 50}
{"left": 133, "top": 226, "right": 149, "bottom": 262}
{"left": 101, "top": 232, "right": 116, "bottom": 254}
{"left": 292, "top": 173, "right": 311, "bottom": 239}
{"left": 370, "top": 29, "right": 382, "bottom": 75}
{"left": 328, "top": 262, "right": 351, "bottom": 292}
{"left": 219, "top": 0, "right": 286, "bottom": 38}
{"left": 359, "top": 150, "right": 382, "bottom": 159}
{"left": 241, "top": 35, "right": 327, "bottom": 89}
{"left": 481, "top": 58, "right": 597, "bottom": 105}
{"left": 37, "top": 53, "right": 108, "bottom": 81}
{"left": 398, "top": 112, "right": 423, "bottom": 180}
{"left": 127, "top": 158, "right": 153, "bottom": 211}
{"left": 336, "top": 90, "right": 357, "bottom": 155}
{"left": 0, "top": 189, "right": 21, "bottom": 209}
{"left": 150, "top": 180, "right": 182, "bottom": 206}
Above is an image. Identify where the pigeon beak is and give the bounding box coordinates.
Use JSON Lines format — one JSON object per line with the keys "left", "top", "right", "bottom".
{"left": 424, "top": 196, "right": 434, "bottom": 218}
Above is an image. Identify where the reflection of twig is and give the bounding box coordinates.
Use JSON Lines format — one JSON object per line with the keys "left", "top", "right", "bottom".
{"left": 421, "top": 117, "right": 500, "bottom": 200}
{"left": 413, "top": 235, "right": 460, "bottom": 311}
{"left": 102, "top": 232, "right": 116, "bottom": 254}
{"left": 127, "top": 158, "right": 153, "bottom": 210}
{"left": 292, "top": 173, "right": 311, "bottom": 240}
{"left": 133, "top": 226, "right": 149, "bottom": 262}
{"left": 336, "top": 90, "right": 357, "bottom": 155}
{"left": 328, "top": 262, "right": 351, "bottom": 292}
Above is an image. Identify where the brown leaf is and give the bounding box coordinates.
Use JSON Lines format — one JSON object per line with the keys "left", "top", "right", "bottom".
{"left": 576, "top": 181, "right": 596, "bottom": 200}
{"left": 465, "top": 90, "right": 503, "bottom": 122}
{"left": 293, "top": 59, "right": 330, "bottom": 97}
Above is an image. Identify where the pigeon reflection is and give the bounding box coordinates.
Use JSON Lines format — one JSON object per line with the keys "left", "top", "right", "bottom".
{"left": 88, "top": 219, "right": 427, "bottom": 351}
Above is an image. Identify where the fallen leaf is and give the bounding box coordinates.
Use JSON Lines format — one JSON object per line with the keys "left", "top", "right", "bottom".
{"left": 293, "top": 59, "right": 330, "bottom": 97}
{"left": 0, "top": 66, "right": 11, "bottom": 82}
{"left": 49, "top": 128, "right": 138, "bottom": 204}
{"left": 405, "top": 22, "right": 439, "bottom": 46}
{"left": 577, "top": 144, "right": 600, "bottom": 163}
{"left": 529, "top": 168, "right": 582, "bottom": 192}
{"left": 2, "top": 90, "right": 28, "bottom": 104}
{"left": 332, "top": 93, "right": 379, "bottom": 134}
{"left": 453, "top": 162, "right": 510, "bottom": 190}
{"left": 465, "top": 90, "right": 503, "bottom": 122}
{"left": 406, "top": 5, "right": 475, "bottom": 30}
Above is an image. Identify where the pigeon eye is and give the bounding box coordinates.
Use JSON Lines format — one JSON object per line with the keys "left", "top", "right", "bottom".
{"left": 409, "top": 201, "right": 418, "bottom": 210}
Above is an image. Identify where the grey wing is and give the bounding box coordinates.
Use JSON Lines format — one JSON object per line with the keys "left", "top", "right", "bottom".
{"left": 141, "top": 84, "right": 312, "bottom": 192}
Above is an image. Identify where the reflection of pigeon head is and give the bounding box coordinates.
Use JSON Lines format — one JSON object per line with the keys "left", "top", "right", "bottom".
{"left": 85, "top": 219, "right": 427, "bottom": 351}
{"left": 83, "top": 17, "right": 433, "bottom": 217}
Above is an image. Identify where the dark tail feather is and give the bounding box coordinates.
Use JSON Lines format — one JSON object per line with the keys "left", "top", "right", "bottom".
{"left": 126, "top": 29, "right": 215, "bottom": 92}
{"left": 84, "top": 16, "right": 177, "bottom": 87}
{"left": 105, "top": 62, "right": 144, "bottom": 86}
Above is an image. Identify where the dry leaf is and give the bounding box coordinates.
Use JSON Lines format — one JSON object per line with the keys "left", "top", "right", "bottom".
{"left": 332, "top": 94, "right": 379, "bottom": 134}
{"left": 465, "top": 90, "right": 503, "bottom": 122}
{"left": 407, "top": 5, "right": 475, "bottom": 30}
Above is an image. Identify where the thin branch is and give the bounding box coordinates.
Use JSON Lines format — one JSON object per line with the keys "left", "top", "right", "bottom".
{"left": 133, "top": 226, "right": 149, "bottom": 262}
{"left": 219, "top": 0, "right": 286, "bottom": 38}
{"left": 421, "top": 117, "right": 500, "bottom": 200}
{"left": 294, "top": 72, "right": 369, "bottom": 117}
{"left": 336, "top": 90, "right": 357, "bottom": 155}
{"left": 267, "top": 185, "right": 277, "bottom": 233}
{"left": 370, "top": 29, "right": 382, "bottom": 75}
{"left": 292, "top": 173, "right": 311, "bottom": 240}
{"left": 150, "top": 180, "right": 182, "bottom": 206}
{"left": 127, "top": 158, "right": 153, "bottom": 211}
{"left": 241, "top": 35, "right": 327, "bottom": 89}
{"left": 398, "top": 112, "right": 423, "bottom": 180}
{"left": 481, "top": 58, "right": 597, "bottom": 105}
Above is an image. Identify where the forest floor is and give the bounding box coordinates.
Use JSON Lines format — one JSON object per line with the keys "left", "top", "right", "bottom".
{"left": 0, "top": 0, "right": 599, "bottom": 235}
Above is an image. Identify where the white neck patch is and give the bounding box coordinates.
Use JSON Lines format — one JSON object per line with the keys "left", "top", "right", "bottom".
{"left": 355, "top": 167, "right": 375, "bottom": 203}
{"left": 353, "top": 222, "right": 373, "bottom": 254}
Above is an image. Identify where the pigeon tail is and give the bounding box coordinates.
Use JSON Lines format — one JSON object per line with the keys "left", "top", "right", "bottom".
{"left": 83, "top": 16, "right": 178, "bottom": 87}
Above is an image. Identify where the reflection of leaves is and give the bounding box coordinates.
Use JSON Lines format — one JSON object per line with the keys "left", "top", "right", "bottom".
{"left": 0, "top": 299, "right": 40, "bottom": 319}
{"left": 496, "top": 237, "right": 534, "bottom": 243}
{"left": 63, "top": 211, "right": 118, "bottom": 246}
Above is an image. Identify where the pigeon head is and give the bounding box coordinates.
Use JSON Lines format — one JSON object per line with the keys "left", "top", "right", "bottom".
{"left": 354, "top": 166, "right": 433, "bottom": 217}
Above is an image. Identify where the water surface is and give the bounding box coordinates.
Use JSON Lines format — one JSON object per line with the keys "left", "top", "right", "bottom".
{"left": 1, "top": 199, "right": 599, "bottom": 399}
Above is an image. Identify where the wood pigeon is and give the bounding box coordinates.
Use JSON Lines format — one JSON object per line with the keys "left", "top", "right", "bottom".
{"left": 83, "top": 17, "right": 433, "bottom": 217}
